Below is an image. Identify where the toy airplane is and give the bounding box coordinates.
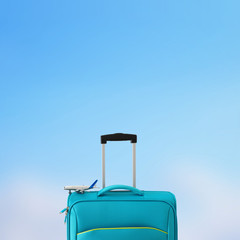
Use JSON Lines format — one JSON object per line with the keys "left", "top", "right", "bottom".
{"left": 64, "top": 180, "right": 98, "bottom": 193}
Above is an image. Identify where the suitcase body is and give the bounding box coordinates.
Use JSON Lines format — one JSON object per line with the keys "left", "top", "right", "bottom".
{"left": 64, "top": 134, "right": 178, "bottom": 240}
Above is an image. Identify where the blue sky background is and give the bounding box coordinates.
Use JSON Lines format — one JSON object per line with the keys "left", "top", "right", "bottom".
{"left": 0, "top": 1, "right": 240, "bottom": 240}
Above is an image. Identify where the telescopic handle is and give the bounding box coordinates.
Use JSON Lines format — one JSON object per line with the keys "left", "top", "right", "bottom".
{"left": 101, "top": 133, "right": 137, "bottom": 189}
{"left": 101, "top": 133, "right": 137, "bottom": 144}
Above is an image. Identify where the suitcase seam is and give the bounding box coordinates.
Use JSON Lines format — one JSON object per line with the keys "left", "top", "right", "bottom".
{"left": 69, "top": 199, "right": 176, "bottom": 213}
{"left": 167, "top": 207, "right": 171, "bottom": 240}
{"left": 72, "top": 206, "right": 78, "bottom": 240}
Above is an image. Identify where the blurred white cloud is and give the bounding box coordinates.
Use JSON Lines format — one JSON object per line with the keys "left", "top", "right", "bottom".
{"left": 170, "top": 164, "right": 240, "bottom": 240}
{"left": 0, "top": 178, "right": 66, "bottom": 240}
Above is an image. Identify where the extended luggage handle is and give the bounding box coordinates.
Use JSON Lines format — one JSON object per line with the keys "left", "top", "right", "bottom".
{"left": 101, "top": 133, "right": 137, "bottom": 188}
{"left": 98, "top": 185, "right": 143, "bottom": 197}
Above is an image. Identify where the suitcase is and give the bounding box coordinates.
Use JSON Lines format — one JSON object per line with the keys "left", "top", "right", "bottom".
{"left": 62, "top": 133, "right": 178, "bottom": 240}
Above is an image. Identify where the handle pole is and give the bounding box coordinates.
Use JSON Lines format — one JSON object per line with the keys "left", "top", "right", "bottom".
{"left": 102, "top": 144, "right": 105, "bottom": 188}
{"left": 133, "top": 143, "right": 136, "bottom": 188}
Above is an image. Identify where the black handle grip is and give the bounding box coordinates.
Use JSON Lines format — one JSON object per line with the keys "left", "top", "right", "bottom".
{"left": 101, "top": 133, "right": 137, "bottom": 144}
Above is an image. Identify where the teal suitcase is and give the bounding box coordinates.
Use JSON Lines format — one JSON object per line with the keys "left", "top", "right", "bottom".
{"left": 62, "top": 133, "right": 178, "bottom": 240}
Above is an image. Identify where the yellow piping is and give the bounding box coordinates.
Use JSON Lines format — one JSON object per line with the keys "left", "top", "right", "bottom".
{"left": 77, "top": 227, "right": 168, "bottom": 235}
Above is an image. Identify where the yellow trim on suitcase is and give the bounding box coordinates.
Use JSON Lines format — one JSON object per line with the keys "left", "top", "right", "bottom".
{"left": 77, "top": 227, "right": 168, "bottom": 235}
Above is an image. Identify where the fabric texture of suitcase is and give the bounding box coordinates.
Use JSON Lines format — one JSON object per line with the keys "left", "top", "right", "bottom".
{"left": 63, "top": 134, "right": 178, "bottom": 240}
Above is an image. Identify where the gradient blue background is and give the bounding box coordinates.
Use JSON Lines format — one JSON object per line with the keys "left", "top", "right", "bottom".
{"left": 1, "top": 1, "right": 240, "bottom": 240}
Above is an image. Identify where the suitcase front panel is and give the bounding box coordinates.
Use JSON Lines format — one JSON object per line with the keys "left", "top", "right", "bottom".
{"left": 67, "top": 189, "right": 177, "bottom": 240}
{"left": 69, "top": 199, "right": 172, "bottom": 239}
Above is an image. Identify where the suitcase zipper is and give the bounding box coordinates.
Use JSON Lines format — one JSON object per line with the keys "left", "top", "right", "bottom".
{"left": 60, "top": 207, "right": 69, "bottom": 223}
{"left": 77, "top": 227, "right": 168, "bottom": 235}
